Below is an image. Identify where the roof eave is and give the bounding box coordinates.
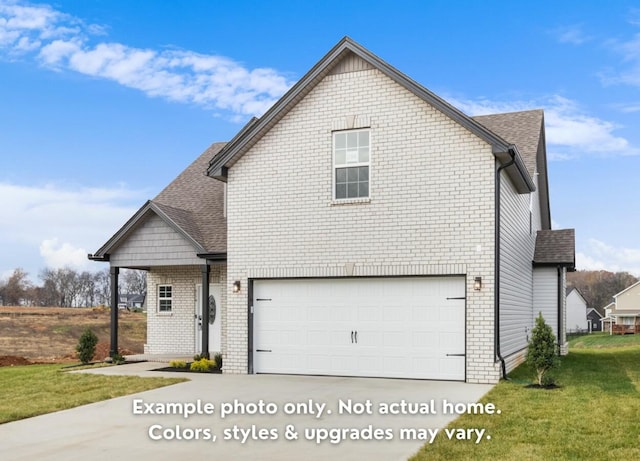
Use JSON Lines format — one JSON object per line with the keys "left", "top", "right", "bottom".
{"left": 88, "top": 200, "right": 207, "bottom": 261}
{"left": 207, "top": 36, "right": 537, "bottom": 190}
{"left": 613, "top": 280, "right": 640, "bottom": 299}
{"left": 533, "top": 261, "right": 576, "bottom": 271}
{"left": 89, "top": 200, "right": 154, "bottom": 260}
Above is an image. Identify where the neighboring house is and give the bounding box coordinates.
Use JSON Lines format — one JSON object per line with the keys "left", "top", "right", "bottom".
{"left": 118, "top": 293, "right": 146, "bottom": 310}
{"left": 89, "top": 37, "right": 575, "bottom": 384}
{"left": 566, "top": 287, "right": 588, "bottom": 333}
{"left": 601, "top": 302, "right": 615, "bottom": 332}
{"left": 601, "top": 281, "right": 640, "bottom": 334}
{"left": 586, "top": 308, "right": 603, "bottom": 332}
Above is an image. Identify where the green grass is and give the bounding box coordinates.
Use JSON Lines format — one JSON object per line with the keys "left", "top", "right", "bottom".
{"left": 0, "top": 364, "right": 186, "bottom": 423}
{"left": 569, "top": 331, "right": 640, "bottom": 349}
{"left": 410, "top": 336, "right": 640, "bottom": 461}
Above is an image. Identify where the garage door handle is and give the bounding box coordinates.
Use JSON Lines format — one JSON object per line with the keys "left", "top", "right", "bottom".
{"left": 351, "top": 331, "right": 354, "bottom": 343}
{"left": 256, "top": 349, "right": 272, "bottom": 353}
{"left": 355, "top": 331, "right": 358, "bottom": 343}
{"left": 446, "top": 353, "right": 465, "bottom": 357}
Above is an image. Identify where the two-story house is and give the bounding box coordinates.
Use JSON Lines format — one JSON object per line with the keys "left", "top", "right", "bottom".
{"left": 90, "top": 37, "right": 574, "bottom": 384}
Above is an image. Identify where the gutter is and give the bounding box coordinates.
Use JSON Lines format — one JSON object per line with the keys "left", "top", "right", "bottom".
{"left": 494, "top": 147, "right": 516, "bottom": 380}
{"left": 88, "top": 253, "right": 109, "bottom": 262}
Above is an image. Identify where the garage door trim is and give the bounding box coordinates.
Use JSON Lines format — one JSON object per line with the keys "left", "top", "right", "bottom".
{"left": 247, "top": 275, "right": 467, "bottom": 380}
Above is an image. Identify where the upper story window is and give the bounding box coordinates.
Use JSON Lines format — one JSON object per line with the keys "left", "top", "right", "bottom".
{"left": 158, "top": 285, "right": 173, "bottom": 313}
{"left": 333, "top": 129, "right": 369, "bottom": 200}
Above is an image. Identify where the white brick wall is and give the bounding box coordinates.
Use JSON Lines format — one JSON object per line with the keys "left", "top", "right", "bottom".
{"left": 145, "top": 265, "right": 226, "bottom": 355}
{"left": 225, "top": 67, "right": 500, "bottom": 383}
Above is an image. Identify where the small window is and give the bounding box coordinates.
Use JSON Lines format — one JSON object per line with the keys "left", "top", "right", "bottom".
{"left": 334, "top": 129, "right": 370, "bottom": 199}
{"left": 158, "top": 285, "right": 172, "bottom": 313}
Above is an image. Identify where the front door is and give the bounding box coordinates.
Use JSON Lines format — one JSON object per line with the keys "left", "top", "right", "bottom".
{"left": 195, "top": 284, "right": 222, "bottom": 355}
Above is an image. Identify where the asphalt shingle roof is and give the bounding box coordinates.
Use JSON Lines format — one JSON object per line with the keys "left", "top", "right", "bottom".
{"left": 534, "top": 229, "right": 575, "bottom": 268}
{"left": 153, "top": 142, "right": 227, "bottom": 253}
{"left": 473, "top": 109, "right": 543, "bottom": 177}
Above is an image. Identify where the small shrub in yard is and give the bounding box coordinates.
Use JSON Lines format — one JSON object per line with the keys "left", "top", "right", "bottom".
{"left": 527, "top": 312, "right": 560, "bottom": 386}
{"left": 213, "top": 352, "right": 223, "bottom": 370}
{"left": 76, "top": 328, "right": 99, "bottom": 364}
{"left": 111, "top": 353, "right": 126, "bottom": 365}
{"left": 169, "top": 360, "right": 187, "bottom": 369}
{"left": 190, "top": 358, "right": 216, "bottom": 372}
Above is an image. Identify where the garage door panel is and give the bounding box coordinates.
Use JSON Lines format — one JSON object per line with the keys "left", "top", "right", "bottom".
{"left": 253, "top": 277, "right": 465, "bottom": 380}
{"left": 383, "top": 305, "right": 405, "bottom": 321}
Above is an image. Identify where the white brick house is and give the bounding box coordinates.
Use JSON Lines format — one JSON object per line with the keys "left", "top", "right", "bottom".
{"left": 90, "top": 37, "right": 574, "bottom": 384}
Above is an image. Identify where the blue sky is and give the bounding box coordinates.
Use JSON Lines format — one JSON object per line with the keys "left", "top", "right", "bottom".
{"left": 1, "top": 0, "right": 640, "bottom": 282}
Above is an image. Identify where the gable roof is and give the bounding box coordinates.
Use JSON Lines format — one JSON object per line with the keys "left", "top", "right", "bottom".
{"left": 206, "top": 36, "right": 536, "bottom": 194}
{"left": 566, "top": 286, "right": 587, "bottom": 304}
{"left": 154, "top": 142, "right": 227, "bottom": 254}
{"left": 90, "top": 142, "right": 227, "bottom": 262}
{"left": 613, "top": 280, "right": 640, "bottom": 299}
{"left": 474, "top": 110, "right": 551, "bottom": 229}
{"left": 586, "top": 308, "right": 603, "bottom": 319}
{"left": 533, "top": 229, "right": 576, "bottom": 270}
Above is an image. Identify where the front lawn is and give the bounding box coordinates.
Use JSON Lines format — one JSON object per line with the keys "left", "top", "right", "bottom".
{"left": 410, "top": 336, "right": 640, "bottom": 460}
{"left": 0, "top": 364, "right": 186, "bottom": 423}
{"left": 568, "top": 331, "right": 640, "bottom": 349}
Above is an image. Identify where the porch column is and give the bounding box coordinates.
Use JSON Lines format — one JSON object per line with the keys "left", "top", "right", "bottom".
{"left": 110, "top": 266, "right": 119, "bottom": 357}
{"left": 201, "top": 264, "right": 210, "bottom": 358}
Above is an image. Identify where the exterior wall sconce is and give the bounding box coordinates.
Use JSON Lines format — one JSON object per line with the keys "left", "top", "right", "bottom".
{"left": 474, "top": 277, "right": 482, "bottom": 291}
{"left": 233, "top": 281, "right": 241, "bottom": 293}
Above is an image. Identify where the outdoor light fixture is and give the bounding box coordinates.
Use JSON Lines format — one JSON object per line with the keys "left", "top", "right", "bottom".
{"left": 474, "top": 277, "right": 482, "bottom": 291}
{"left": 233, "top": 281, "right": 241, "bottom": 293}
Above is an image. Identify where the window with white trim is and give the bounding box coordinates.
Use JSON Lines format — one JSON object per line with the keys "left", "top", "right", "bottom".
{"left": 333, "top": 129, "right": 369, "bottom": 199}
{"left": 158, "top": 285, "right": 173, "bottom": 313}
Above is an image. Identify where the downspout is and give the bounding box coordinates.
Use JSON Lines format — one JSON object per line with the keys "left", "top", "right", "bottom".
{"left": 495, "top": 148, "right": 516, "bottom": 380}
{"left": 557, "top": 265, "right": 562, "bottom": 355}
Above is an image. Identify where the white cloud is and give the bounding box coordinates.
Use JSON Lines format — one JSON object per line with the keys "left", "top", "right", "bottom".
{"left": 450, "top": 95, "right": 638, "bottom": 159}
{"left": 39, "top": 238, "right": 88, "bottom": 269}
{"left": 0, "top": 181, "right": 145, "bottom": 276}
{"left": 601, "top": 30, "right": 640, "bottom": 87}
{"left": 552, "top": 25, "right": 591, "bottom": 45}
{"left": 577, "top": 239, "right": 640, "bottom": 276}
{"left": 0, "top": 0, "right": 293, "bottom": 117}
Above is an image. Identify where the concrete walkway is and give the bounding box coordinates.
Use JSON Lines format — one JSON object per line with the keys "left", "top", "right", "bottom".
{"left": 0, "top": 363, "right": 493, "bottom": 461}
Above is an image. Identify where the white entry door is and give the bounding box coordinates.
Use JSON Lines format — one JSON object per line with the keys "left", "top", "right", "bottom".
{"left": 253, "top": 277, "right": 466, "bottom": 380}
{"left": 195, "top": 284, "right": 222, "bottom": 355}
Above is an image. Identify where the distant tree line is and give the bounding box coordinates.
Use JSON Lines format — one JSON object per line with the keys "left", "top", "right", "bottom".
{"left": 567, "top": 270, "right": 638, "bottom": 314}
{"left": 0, "top": 267, "right": 146, "bottom": 307}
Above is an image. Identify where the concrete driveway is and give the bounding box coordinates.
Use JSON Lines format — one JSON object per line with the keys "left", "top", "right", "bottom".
{"left": 0, "top": 363, "right": 492, "bottom": 461}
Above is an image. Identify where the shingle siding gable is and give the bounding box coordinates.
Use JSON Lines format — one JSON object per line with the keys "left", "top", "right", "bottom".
{"left": 109, "top": 214, "right": 202, "bottom": 267}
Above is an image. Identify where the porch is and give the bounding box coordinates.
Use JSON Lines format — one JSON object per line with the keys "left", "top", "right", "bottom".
{"left": 611, "top": 324, "right": 640, "bottom": 335}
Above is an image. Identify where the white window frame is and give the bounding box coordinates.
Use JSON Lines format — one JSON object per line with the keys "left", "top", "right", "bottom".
{"left": 332, "top": 128, "right": 370, "bottom": 201}
{"left": 158, "top": 285, "right": 173, "bottom": 313}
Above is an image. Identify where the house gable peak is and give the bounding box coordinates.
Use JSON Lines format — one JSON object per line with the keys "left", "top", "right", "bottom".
{"left": 207, "top": 37, "right": 535, "bottom": 193}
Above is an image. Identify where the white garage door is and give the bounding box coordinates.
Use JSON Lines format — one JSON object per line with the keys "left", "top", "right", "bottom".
{"left": 252, "top": 277, "right": 465, "bottom": 380}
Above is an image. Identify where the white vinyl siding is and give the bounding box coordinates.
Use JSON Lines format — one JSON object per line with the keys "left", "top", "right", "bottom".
{"left": 499, "top": 168, "right": 537, "bottom": 358}
{"left": 614, "top": 282, "right": 640, "bottom": 311}
{"left": 533, "top": 267, "right": 558, "bottom": 335}
{"left": 566, "top": 290, "right": 588, "bottom": 332}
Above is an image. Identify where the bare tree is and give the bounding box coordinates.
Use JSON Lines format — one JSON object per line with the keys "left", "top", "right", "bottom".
{"left": 0, "top": 268, "right": 32, "bottom": 306}
{"left": 93, "top": 268, "right": 111, "bottom": 306}
{"left": 121, "top": 269, "right": 147, "bottom": 295}
{"left": 567, "top": 270, "right": 639, "bottom": 313}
